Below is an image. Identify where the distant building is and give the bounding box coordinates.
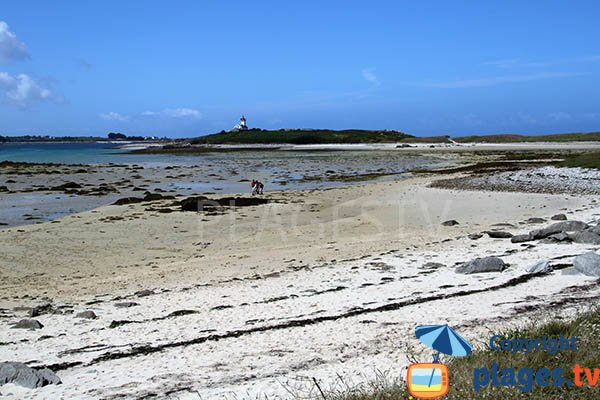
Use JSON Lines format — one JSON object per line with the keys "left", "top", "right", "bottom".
{"left": 231, "top": 115, "right": 249, "bottom": 132}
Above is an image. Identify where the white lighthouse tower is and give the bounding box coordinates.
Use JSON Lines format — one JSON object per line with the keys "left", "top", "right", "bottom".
{"left": 231, "top": 115, "right": 249, "bottom": 132}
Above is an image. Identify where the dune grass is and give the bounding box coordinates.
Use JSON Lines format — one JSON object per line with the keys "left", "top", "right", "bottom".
{"left": 306, "top": 305, "right": 600, "bottom": 399}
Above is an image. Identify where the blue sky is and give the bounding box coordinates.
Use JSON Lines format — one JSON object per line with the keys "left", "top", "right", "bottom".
{"left": 1, "top": 0, "right": 600, "bottom": 137}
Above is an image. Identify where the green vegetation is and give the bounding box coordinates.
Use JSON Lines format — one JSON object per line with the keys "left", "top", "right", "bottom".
{"left": 191, "top": 129, "right": 413, "bottom": 145}
{"left": 455, "top": 131, "right": 600, "bottom": 143}
{"left": 560, "top": 151, "right": 600, "bottom": 169}
{"left": 311, "top": 306, "right": 600, "bottom": 399}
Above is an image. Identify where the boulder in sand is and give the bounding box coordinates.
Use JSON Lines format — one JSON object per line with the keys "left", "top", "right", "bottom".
{"left": 551, "top": 213, "right": 567, "bottom": 221}
{"left": 485, "top": 231, "right": 513, "bottom": 239}
{"left": 112, "top": 197, "right": 144, "bottom": 206}
{"left": 456, "top": 256, "right": 508, "bottom": 274}
{"left": 527, "top": 217, "right": 546, "bottom": 224}
{"left": 181, "top": 196, "right": 269, "bottom": 212}
{"left": 573, "top": 252, "right": 600, "bottom": 277}
{"left": 468, "top": 233, "right": 483, "bottom": 240}
{"left": 75, "top": 311, "right": 97, "bottom": 319}
{"left": 114, "top": 302, "right": 139, "bottom": 308}
{"left": 11, "top": 319, "right": 43, "bottom": 330}
{"left": 28, "top": 303, "right": 54, "bottom": 317}
{"left": 441, "top": 220, "right": 459, "bottom": 226}
{"left": 0, "top": 362, "right": 61, "bottom": 388}
{"left": 570, "top": 231, "right": 600, "bottom": 245}
{"left": 511, "top": 233, "right": 533, "bottom": 243}
{"left": 526, "top": 260, "right": 550, "bottom": 274}
{"left": 531, "top": 221, "right": 589, "bottom": 239}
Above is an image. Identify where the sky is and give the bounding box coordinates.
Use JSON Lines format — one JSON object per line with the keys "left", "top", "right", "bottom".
{"left": 1, "top": 0, "right": 600, "bottom": 138}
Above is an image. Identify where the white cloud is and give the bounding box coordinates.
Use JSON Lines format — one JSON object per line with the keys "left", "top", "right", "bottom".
{"left": 99, "top": 111, "right": 129, "bottom": 122}
{"left": 101, "top": 108, "right": 202, "bottom": 122}
{"left": 362, "top": 69, "right": 380, "bottom": 86}
{"left": 425, "top": 72, "right": 580, "bottom": 89}
{"left": 0, "top": 72, "right": 52, "bottom": 107}
{"left": 0, "top": 21, "right": 29, "bottom": 64}
{"left": 142, "top": 108, "right": 202, "bottom": 119}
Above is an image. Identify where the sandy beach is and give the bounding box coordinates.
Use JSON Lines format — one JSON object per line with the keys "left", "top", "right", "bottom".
{"left": 1, "top": 146, "right": 600, "bottom": 398}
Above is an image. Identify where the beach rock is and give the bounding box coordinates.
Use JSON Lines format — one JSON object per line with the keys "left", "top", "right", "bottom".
{"left": 112, "top": 197, "right": 144, "bottom": 205}
{"left": 441, "top": 220, "right": 459, "bottom": 226}
{"left": 11, "top": 319, "right": 43, "bottom": 330}
{"left": 573, "top": 252, "right": 600, "bottom": 277}
{"left": 551, "top": 213, "right": 567, "bottom": 221}
{"left": 468, "top": 233, "right": 483, "bottom": 240}
{"left": 135, "top": 289, "right": 154, "bottom": 297}
{"left": 143, "top": 193, "right": 165, "bottom": 202}
{"left": 75, "top": 311, "right": 97, "bottom": 319}
{"left": 421, "top": 262, "right": 445, "bottom": 270}
{"left": 587, "top": 225, "right": 600, "bottom": 235}
{"left": 50, "top": 182, "right": 82, "bottom": 191}
{"left": 561, "top": 267, "right": 583, "bottom": 276}
{"left": 527, "top": 217, "right": 546, "bottom": 224}
{"left": 540, "top": 232, "right": 572, "bottom": 244}
{"left": 181, "top": 196, "right": 269, "bottom": 212}
{"left": 0, "top": 186, "right": 8, "bottom": 192}
{"left": 485, "top": 231, "right": 513, "bottom": 239}
{"left": 114, "top": 302, "right": 139, "bottom": 308}
{"left": 511, "top": 233, "right": 533, "bottom": 243}
{"left": 456, "top": 256, "right": 508, "bottom": 274}
{"left": 531, "top": 221, "right": 589, "bottom": 239}
{"left": 526, "top": 260, "right": 550, "bottom": 274}
{"left": 0, "top": 362, "right": 61, "bottom": 388}
{"left": 28, "top": 303, "right": 54, "bottom": 317}
{"left": 570, "top": 231, "right": 600, "bottom": 245}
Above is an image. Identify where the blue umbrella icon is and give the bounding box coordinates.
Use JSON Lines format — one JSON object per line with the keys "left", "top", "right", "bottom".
{"left": 415, "top": 324, "right": 473, "bottom": 387}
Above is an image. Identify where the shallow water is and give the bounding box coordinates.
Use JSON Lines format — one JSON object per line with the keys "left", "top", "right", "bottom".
{"left": 0, "top": 143, "right": 454, "bottom": 227}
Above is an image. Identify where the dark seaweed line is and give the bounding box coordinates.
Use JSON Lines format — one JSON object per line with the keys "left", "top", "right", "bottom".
{"left": 41, "top": 270, "right": 580, "bottom": 372}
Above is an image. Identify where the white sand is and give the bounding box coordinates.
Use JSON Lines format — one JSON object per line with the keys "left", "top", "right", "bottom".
{"left": 1, "top": 174, "right": 599, "bottom": 399}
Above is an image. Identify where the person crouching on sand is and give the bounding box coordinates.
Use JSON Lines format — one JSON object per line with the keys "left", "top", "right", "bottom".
{"left": 251, "top": 179, "right": 264, "bottom": 195}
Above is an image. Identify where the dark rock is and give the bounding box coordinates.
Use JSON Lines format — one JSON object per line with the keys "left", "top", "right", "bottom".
{"left": 143, "top": 193, "right": 164, "bottom": 201}
{"left": 531, "top": 221, "right": 589, "bottom": 239}
{"left": 485, "top": 231, "right": 513, "bottom": 239}
{"left": 441, "top": 220, "right": 459, "bottom": 226}
{"left": 0, "top": 186, "right": 8, "bottom": 192}
{"left": 421, "top": 262, "right": 445, "bottom": 270}
{"left": 50, "top": 182, "right": 82, "bottom": 191}
{"left": 540, "top": 232, "right": 573, "bottom": 244}
{"left": 511, "top": 233, "right": 533, "bottom": 243}
{"left": 551, "top": 213, "right": 567, "bottom": 221}
{"left": 573, "top": 252, "right": 600, "bottom": 277}
{"left": 75, "top": 311, "right": 97, "bottom": 319}
{"left": 29, "top": 303, "right": 53, "bottom": 317}
{"left": 456, "top": 256, "right": 508, "bottom": 274}
{"left": 570, "top": 231, "right": 600, "bottom": 245}
{"left": 527, "top": 217, "right": 546, "bottom": 224}
{"left": 112, "top": 197, "right": 144, "bottom": 205}
{"left": 0, "top": 362, "right": 61, "bottom": 388}
{"left": 135, "top": 289, "right": 154, "bottom": 297}
{"left": 181, "top": 196, "right": 269, "bottom": 212}
{"left": 114, "top": 302, "right": 139, "bottom": 308}
{"left": 468, "top": 233, "right": 483, "bottom": 240}
{"left": 11, "top": 319, "right": 44, "bottom": 330}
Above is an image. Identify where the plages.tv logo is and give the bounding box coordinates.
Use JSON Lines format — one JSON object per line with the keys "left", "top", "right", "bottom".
{"left": 406, "top": 324, "right": 473, "bottom": 399}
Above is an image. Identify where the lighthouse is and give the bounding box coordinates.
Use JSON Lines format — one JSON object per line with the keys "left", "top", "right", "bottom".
{"left": 231, "top": 115, "right": 249, "bottom": 132}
